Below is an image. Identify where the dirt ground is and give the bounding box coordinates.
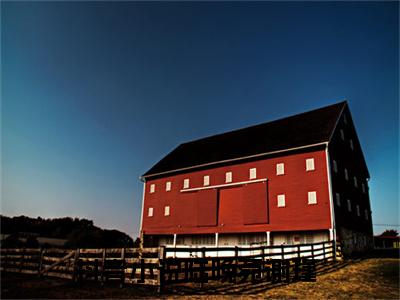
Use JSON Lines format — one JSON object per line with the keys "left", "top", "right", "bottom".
{"left": 1, "top": 258, "right": 399, "bottom": 299}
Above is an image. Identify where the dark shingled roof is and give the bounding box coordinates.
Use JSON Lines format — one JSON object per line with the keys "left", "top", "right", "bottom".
{"left": 143, "top": 101, "right": 347, "bottom": 177}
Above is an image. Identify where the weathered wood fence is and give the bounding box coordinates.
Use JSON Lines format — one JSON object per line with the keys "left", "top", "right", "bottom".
{"left": 0, "top": 247, "right": 160, "bottom": 285}
{"left": 1, "top": 240, "right": 340, "bottom": 293}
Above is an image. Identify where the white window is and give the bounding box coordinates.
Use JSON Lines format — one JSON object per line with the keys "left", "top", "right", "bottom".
{"left": 354, "top": 176, "right": 358, "bottom": 188}
{"left": 225, "top": 172, "right": 232, "bottom": 183}
{"left": 365, "top": 209, "right": 369, "bottom": 220}
{"left": 308, "top": 191, "right": 317, "bottom": 204}
{"left": 249, "top": 168, "right": 257, "bottom": 179}
{"left": 343, "top": 113, "right": 348, "bottom": 124}
{"left": 203, "top": 175, "right": 210, "bottom": 186}
{"left": 164, "top": 206, "right": 170, "bottom": 216}
{"left": 276, "top": 163, "right": 285, "bottom": 175}
{"left": 362, "top": 183, "right": 366, "bottom": 193}
{"left": 335, "top": 192, "right": 341, "bottom": 206}
{"left": 333, "top": 160, "right": 338, "bottom": 173}
{"left": 350, "top": 139, "right": 354, "bottom": 150}
{"left": 277, "top": 194, "right": 286, "bottom": 207}
{"left": 165, "top": 181, "right": 171, "bottom": 192}
{"left": 356, "top": 205, "right": 360, "bottom": 216}
{"left": 306, "top": 158, "right": 315, "bottom": 171}
{"left": 344, "top": 168, "right": 349, "bottom": 181}
{"left": 150, "top": 184, "right": 155, "bottom": 193}
{"left": 340, "top": 129, "right": 345, "bottom": 140}
{"left": 347, "top": 199, "right": 351, "bottom": 212}
{"left": 148, "top": 207, "right": 154, "bottom": 217}
{"left": 183, "top": 178, "right": 190, "bottom": 189}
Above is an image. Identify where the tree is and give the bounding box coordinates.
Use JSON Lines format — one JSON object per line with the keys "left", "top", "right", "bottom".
{"left": 381, "top": 229, "right": 398, "bottom": 236}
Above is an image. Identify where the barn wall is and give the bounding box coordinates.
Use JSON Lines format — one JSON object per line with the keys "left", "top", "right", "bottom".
{"left": 142, "top": 149, "right": 331, "bottom": 235}
{"left": 328, "top": 107, "right": 373, "bottom": 253}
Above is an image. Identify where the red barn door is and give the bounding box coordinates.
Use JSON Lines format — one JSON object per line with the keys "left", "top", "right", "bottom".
{"left": 218, "top": 181, "right": 268, "bottom": 226}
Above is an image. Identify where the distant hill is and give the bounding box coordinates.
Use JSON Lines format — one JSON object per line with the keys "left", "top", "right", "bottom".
{"left": 0, "top": 215, "right": 136, "bottom": 248}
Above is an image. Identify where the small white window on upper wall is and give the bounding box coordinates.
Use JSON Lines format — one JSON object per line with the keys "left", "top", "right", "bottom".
{"left": 225, "top": 172, "right": 232, "bottom": 183}
{"left": 164, "top": 206, "right": 170, "bottom": 216}
{"left": 335, "top": 193, "right": 341, "bottom": 206}
{"left": 343, "top": 113, "right": 348, "bottom": 125}
{"left": 165, "top": 181, "right": 171, "bottom": 192}
{"left": 308, "top": 191, "right": 317, "bottom": 205}
{"left": 148, "top": 207, "right": 154, "bottom": 217}
{"left": 344, "top": 168, "right": 349, "bottom": 181}
{"left": 277, "top": 194, "right": 286, "bottom": 207}
{"left": 249, "top": 168, "right": 257, "bottom": 180}
{"left": 183, "top": 178, "right": 190, "bottom": 189}
{"left": 365, "top": 209, "right": 369, "bottom": 220}
{"left": 203, "top": 175, "right": 210, "bottom": 186}
{"left": 340, "top": 129, "right": 345, "bottom": 140}
{"left": 347, "top": 199, "right": 351, "bottom": 212}
{"left": 362, "top": 183, "right": 366, "bottom": 193}
{"left": 356, "top": 205, "right": 360, "bottom": 216}
{"left": 150, "top": 184, "right": 155, "bottom": 193}
{"left": 276, "top": 163, "right": 285, "bottom": 175}
{"left": 354, "top": 176, "right": 358, "bottom": 188}
{"left": 350, "top": 139, "right": 354, "bottom": 150}
{"left": 306, "top": 158, "right": 315, "bottom": 171}
{"left": 333, "top": 160, "right": 338, "bottom": 173}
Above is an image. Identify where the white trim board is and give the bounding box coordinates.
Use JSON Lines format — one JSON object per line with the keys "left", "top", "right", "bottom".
{"left": 180, "top": 178, "right": 268, "bottom": 193}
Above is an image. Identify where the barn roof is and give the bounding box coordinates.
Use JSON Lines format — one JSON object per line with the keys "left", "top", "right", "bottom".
{"left": 143, "top": 101, "right": 347, "bottom": 178}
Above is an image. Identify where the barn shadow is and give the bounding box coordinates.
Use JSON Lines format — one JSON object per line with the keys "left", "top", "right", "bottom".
{"left": 162, "top": 260, "right": 351, "bottom": 296}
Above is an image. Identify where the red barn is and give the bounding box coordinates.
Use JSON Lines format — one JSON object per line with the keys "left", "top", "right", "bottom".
{"left": 140, "top": 101, "right": 373, "bottom": 255}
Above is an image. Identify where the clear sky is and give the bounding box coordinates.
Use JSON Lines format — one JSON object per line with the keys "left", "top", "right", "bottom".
{"left": 1, "top": 2, "right": 398, "bottom": 238}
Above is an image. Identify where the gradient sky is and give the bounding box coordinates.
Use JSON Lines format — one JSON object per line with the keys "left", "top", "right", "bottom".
{"left": 1, "top": 2, "right": 398, "bottom": 238}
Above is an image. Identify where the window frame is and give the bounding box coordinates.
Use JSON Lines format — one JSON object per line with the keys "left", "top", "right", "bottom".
{"left": 277, "top": 194, "right": 286, "bottom": 207}
{"left": 335, "top": 192, "right": 341, "bottom": 206}
{"left": 276, "top": 163, "right": 285, "bottom": 176}
{"left": 306, "top": 158, "right": 315, "bottom": 171}
{"left": 148, "top": 207, "right": 154, "bottom": 217}
{"left": 308, "top": 191, "right": 317, "bottom": 205}
{"left": 164, "top": 206, "right": 170, "bottom": 216}
{"left": 249, "top": 168, "right": 257, "bottom": 180}
{"left": 225, "top": 172, "right": 232, "bottom": 183}
{"left": 183, "top": 178, "right": 190, "bottom": 189}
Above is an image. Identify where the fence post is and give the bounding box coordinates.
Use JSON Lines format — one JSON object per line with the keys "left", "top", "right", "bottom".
{"left": 281, "top": 245, "right": 285, "bottom": 260}
{"left": 333, "top": 238, "right": 337, "bottom": 262}
{"left": 72, "top": 249, "right": 80, "bottom": 282}
{"left": 4, "top": 249, "right": 8, "bottom": 273}
{"left": 38, "top": 248, "right": 44, "bottom": 276}
{"left": 297, "top": 245, "right": 301, "bottom": 259}
{"left": 158, "top": 246, "right": 165, "bottom": 295}
{"left": 121, "top": 248, "right": 126, "bottom": 286}
{"left": 322, "top": 242, "right": 326, "bottom": 261}
{"left": 101, "top": 249, "right": 106, "bottom": 284}
{"left": 311, "top": 244, "right": 314, "bottom": 260}
{"left": 20, "top": 248, "right": 25, "bottom": 273}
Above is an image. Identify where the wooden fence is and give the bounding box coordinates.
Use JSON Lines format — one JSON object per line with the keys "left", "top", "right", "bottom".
{"left": 1, "top": 240, "right": 339, "bottom": 293}
{"left": 159, "top": 240, "right": 337, "bottom": 292}
{"left": 0, "top": 247, "right": 160, "bottom": 285}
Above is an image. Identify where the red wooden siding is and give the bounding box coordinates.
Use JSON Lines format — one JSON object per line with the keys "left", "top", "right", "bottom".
{"left": 196, "top": 189, "right": 218, "bottom": 227}
{"left": 141, "top": 149, "right": 331, "bottom": 235}
{"left": 242, "top": 181, "right": 268, "bottom": 225}
{"left": 219, "top": 186, "right": 243, "bottom": 226}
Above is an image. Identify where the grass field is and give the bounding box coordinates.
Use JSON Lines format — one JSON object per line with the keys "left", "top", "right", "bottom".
{"left": 1, "top": 258, "right": 399, "bottom": 299}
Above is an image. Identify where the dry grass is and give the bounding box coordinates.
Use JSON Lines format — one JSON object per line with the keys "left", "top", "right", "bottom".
{"left": 1, "top": 258, "right": 399, "bottom": 299}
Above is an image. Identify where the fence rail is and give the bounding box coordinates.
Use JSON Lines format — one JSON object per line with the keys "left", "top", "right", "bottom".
{"left": 1, "top": 240, "right": 340, "bottom": 293}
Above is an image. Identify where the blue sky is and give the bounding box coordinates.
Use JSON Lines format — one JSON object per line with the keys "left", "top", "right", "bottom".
{"left": 1, "top": 2, "right": 398, "bottom": 238}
